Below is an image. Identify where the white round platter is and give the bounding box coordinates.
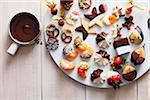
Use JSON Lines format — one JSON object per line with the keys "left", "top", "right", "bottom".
{"left": 44, "top": 0, "right": 150, "bottom": 88}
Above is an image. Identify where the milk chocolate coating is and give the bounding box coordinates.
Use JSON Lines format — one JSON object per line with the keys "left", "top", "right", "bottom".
{"left": 123, "top": 70, "right": 137, "bottom": 81}
{"left": 131, "top": 52, "right": 145, "bottom": 65}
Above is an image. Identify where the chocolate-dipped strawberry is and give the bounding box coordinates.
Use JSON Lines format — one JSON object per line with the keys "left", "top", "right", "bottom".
{"left": 110, "top": 56, "right": 125, "bottom": 70}
{"left": 60, "top": 0, "right": 73, "bottom": 10}
{"left": 131, "top": 45, "right": 145, "bottom": 65}
{"left": 123, "top": 65, "right": 137, "bottom": 81}
{"left": 107, "top": 71, "right": 122, "bottom": 89}
{"left": 129, "top": 26, "right": 144, "bottom": 44}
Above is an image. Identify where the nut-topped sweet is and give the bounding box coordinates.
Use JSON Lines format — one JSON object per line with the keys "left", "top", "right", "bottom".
{"left": 129, "top": 26, "right": 144, "bottom": 44}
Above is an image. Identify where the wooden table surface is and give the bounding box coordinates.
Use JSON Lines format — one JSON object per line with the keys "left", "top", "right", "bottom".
{"left": 0, "top": 0, "right": 149, "bottom": 100}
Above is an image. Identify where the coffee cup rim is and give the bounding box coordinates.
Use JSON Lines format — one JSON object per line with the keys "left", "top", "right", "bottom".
{"left": 9, "top": 12, "right": 40, "bottom": 45}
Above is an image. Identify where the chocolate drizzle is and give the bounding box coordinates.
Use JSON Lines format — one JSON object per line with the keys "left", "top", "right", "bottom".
{"left": 91, "top": 69, "right": 103, "bottom": 81}
{"left": 97, "top": 50, "right": 110, "bottom": 60}
{"left": 96, "top": 32, "right": 107, "bottom": 45}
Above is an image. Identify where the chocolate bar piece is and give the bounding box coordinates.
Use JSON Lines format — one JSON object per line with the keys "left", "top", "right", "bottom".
{"left": 113, "top": 38, "right": 131, "bottom": 55}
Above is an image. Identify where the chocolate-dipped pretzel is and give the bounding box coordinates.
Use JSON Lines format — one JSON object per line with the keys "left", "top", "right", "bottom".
{"left": 61, "top": 29, "right": 73, "bottom": 44}
{"left": 46, "top": 37, "right": 59, "bottom": 50}
{"left": 46, "top": 24, "right": 59, "bottom": 38}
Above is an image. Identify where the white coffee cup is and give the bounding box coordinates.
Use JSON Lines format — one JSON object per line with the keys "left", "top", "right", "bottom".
{"left": 7, "top": 12, "right": 40, "bottom": 55}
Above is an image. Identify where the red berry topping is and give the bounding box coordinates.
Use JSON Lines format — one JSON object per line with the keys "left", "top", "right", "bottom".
{"left": 51, "top": 7, "right": 57, "bottom": 15}
{"left": 78, "top": 67, "right": 86, "bottom": 79}
{"left": 58, "top": 19, "right": 65, "bottom": 26}
{"left": 107, "top": 74, "right": 122, "bottom": 89}
{"left": 114, "top": 56, "right": 123, "bottom": 65}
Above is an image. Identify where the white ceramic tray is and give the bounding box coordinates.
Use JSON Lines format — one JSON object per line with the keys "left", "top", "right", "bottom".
{"left": 44, "top": 0, "right": 150, "bottom": 88}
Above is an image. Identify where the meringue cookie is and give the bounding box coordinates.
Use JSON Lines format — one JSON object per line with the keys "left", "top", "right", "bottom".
{"left": 93, "top": 72, "right": 107, "bottom": 84}
{"left": 96, "top": 32, "right": 112, "bottom": 49}
{"left": 94, "top": 50, "right": 110, "bottom": 66}
{"left": 94, "top": 53, "right": 109, "bottom": 66}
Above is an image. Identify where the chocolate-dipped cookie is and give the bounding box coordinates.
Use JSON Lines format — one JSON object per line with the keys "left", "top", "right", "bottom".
{"left": 123, "top": 65, "right": 137, "bottom": 81}
{"left": 131, "top": 45, "right": 145, "bottom": 65}
{"left": 96, "top": 32, "right": 112, "bottom": 49}
{"left": 94, "top": 50, "right": 110, "bottom": 66}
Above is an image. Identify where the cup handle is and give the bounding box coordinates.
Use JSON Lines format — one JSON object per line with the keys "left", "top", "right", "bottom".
{"left": 7, "top": 42, "right": 20, "bottom": 55}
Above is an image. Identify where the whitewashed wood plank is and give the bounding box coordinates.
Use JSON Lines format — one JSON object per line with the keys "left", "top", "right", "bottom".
{"left": 0, "top": 1, "right": 41, "bottom": 100}
{"left": 86, "top": 83, "right": 137, "bottom": 100}
{"left": 0, "top": 0, "right": 39, "bottom": 2}
{"left": 86, "top": 87, "right": 118, "bottom": 100}
{"left": 41, "top": 3, "right": 86, "bottom": 100}
{"left": 115, "top": 83, "right": 137, "bottom": 100}
{"left": 137, "top": 71, "right": 150, "bottom": 100}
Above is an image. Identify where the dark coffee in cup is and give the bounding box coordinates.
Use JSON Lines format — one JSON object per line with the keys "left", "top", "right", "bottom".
{"left": 10, "top": 12, "right": 40, "bottom": 42}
